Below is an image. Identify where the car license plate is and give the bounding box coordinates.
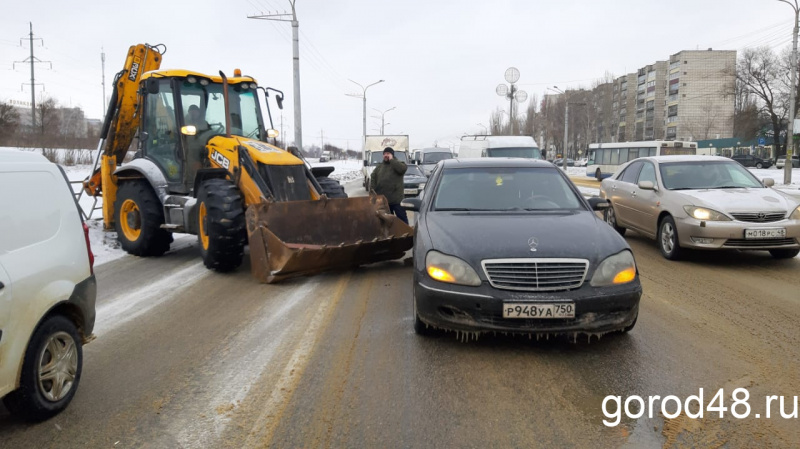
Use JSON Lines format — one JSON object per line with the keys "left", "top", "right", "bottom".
{"left": 502, "top": 303, "right": 575, "bottom": 319}
{"left": 404, "top": 188, "right": 418, "bottom": 195}
{"left": 745, "top": 228, "right": 786, "bottom": 239}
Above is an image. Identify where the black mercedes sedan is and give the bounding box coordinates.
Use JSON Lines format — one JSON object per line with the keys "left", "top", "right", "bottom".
{"left": 401, "top": 158, "right": 642, "bottom": 338}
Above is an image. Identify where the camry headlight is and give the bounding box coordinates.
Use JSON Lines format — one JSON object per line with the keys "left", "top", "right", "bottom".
{"left": 425, "top": 251, "right": 481, "bottom": 286}
{"left": 790, "top": 205, "right": 800, "bottom": 220}
{"left": 683, "top": 206, "right": 731, "bottom": 221}
{"left": 590, "top": 250, "right": 637, "bottom": 287}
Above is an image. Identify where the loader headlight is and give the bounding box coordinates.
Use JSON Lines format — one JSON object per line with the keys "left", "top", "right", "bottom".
{"left": 683, "top": 206, "right": 730, "bottom": 221}
{"left": 249, "top": 83, "right": 257, "bottom": 89}
{"left": 199, "top": 79, "right": 209, "bottom": 86}
{"left": 590, "top": 250, "right": 637, "bottom": 287}
{"left": 267, "top": 129, "right": 279, "bottom": 138}
{"left": 181, "top": 125, "right": 197, "bottom": 136}
{"left": 425, "top": 251, "right": 481, "bottom": 286}
{"left": 187, "top": 76, "right": 197, "bottom": 84}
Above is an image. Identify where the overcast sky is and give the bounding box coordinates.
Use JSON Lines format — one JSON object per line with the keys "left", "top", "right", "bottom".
{"left": 0, "top": 0, "right": 795, "bottom": 151}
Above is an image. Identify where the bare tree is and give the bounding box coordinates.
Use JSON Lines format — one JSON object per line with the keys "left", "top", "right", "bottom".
{"left": 36, "top": 97, "right": 61, "bottom": 136}
{"left": 0, "top": 101, "right": 20, "bottom": 141}
{"left": 737, "top": 47, "right": 788, "bottom": 154}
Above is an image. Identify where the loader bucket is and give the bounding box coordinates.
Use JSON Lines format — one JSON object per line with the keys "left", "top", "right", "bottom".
{"left": 246, "top": 194, "right": 414, "bottom": 283}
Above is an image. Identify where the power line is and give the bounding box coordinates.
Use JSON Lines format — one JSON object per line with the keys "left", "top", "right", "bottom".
{"left": 13, "top": 22, "right": 51, "bottom": 129}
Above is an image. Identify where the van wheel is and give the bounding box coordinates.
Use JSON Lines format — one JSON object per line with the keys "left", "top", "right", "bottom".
{"left": 2, "top": 316, "right": 82, "bottom": 422}
{"left": 114, "top": 180, "right": 172, "bottom": 256}
{"left": 197, "top": 178, "right": 246, "bottom": 272}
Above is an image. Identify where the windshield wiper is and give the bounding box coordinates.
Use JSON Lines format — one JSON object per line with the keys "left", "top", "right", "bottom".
{"left": 714, "top": 185, "right": 748, "bottom": 189}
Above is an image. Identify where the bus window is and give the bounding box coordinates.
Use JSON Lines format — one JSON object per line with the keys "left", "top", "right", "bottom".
{"left": 629, "top": 149, "right": 639, "bottom": 160}
{"left": 601, "top": 149, "right": 611, "bottom": 165}
{"left": 610, "top": 149, "right": 620, "bottom": 165}
{"left": 619, "top": 148, "right": 629, "bottom": 163}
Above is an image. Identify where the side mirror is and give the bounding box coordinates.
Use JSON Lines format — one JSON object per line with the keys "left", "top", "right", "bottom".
{"left": 763, "top": 177, "right": 775, "bottom": 187}
{"left": 401, "top": 198, "right": 422, "bottom": 212}
{"left": 638, "top": 180, "right": 656, "bottom": 191}
{"left": 145, "top": 78, "right": 160, "bottom": 95}
{"left": 363, "top": 159, "right": 369, "bottom": 167}
{"left": 587, "top": 197, "right": 609, "bottom": 211}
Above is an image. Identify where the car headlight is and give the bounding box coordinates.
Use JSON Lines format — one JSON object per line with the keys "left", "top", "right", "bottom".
{"left": 790, "top": 205, "right": 800, "bottom": 220}
{"left": 425, "top": 250, "right": 481, "bottom": 286}
{"left": 418, "top": 182, "right": 426, "bottom": 190}
{"left": 590, "top": 250, "right": 637, "bottom": 287}
{"left": 683, "top": 206, "right": 731, "bottom": 221}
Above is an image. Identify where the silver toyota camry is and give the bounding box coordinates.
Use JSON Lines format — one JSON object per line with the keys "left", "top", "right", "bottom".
{"left": 599, "top": 155, "right": 800, "bottom": 260}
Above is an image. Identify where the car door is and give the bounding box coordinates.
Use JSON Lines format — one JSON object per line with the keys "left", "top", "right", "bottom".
{"left": 607, "top": 161, "right": 643, "bottom": 227}
{"left": 626, "top": 161, "right": 661, "bottom": 237}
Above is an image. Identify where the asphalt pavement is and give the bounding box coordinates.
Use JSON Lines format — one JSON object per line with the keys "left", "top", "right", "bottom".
{"left": 1, "top": 180, "right": 799, "bottom": 448}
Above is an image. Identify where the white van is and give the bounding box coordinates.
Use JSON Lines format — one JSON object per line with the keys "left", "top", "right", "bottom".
{"left": 413, "top": 147, "right": 454, "bottom": 176}
{"left": 0, "top": 150, "right": 96, "bottom": 421}
{"left": 459, "top": 135, "right": 542, "bottom": 159}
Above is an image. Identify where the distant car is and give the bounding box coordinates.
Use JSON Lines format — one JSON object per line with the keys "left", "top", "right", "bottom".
{"left": 0, "top": 150, "right": 96, "bottom": 421}
{"left": 553, "top": 158, "right": 575, "bottom": 167}
{"left": 403, "top": 164, "right": 427, "bottom": 198}
{"left": 402, "top": 158, "right": 641, "bottom": 337}
{"left": 414, "top": 147, "right": 454, "bottom": 176}
{"left": 776, "top": 154, "right": 799, "bottom": 169}
{"left": 731, "top": 154, "right": 772, "bottom": 169}
{"left": 599, "top": 155, "right": 800, "bottom": 260}
{"left": 319, "top": 151, "right": 331, "bottom": 162}
{"left": 576, "top": 158, "right": 589, "bottom": 167}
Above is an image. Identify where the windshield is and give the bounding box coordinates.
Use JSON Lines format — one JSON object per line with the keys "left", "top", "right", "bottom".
{"left": 433, "top": 167, "right": 583, "bottom": 211}
{"left": 422, "top": 152, "right": 453, "bottom": 164}
{"left": 406, "top": 165, "right": 425, "bottom": 177}
{"left": 659, "top": 161, "right": 764, "bottom": 190}
{"left": 486, "top": 147, "right": 542, "bottom": 159}
{"left": 180, "top": 80, "right": 263, "bottom": 139}
{"left": 369, "top": 151, "right": 408, "bottom": 165}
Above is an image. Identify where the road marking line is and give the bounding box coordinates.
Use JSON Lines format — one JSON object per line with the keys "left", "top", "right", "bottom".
{"left": 243, "top": 272, "right": 352, "bottom": 448}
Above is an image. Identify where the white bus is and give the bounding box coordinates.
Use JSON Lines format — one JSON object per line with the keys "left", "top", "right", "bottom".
{"left": 585, "top": 140, "right": 697, "bottom": 180}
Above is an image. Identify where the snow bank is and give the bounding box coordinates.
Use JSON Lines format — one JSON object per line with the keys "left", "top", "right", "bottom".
{"left": 310, "top": 159, "right": 363, "bottom": 183}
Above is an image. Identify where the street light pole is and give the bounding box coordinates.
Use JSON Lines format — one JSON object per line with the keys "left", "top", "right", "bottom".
{"left": 780, "top": 0, "right": 799, "bottom": 185}
{"left": 372, "top": 106, "right": 396, "bottom": 135}
{"left": 347, "top": 79, "right": 384, "bottom": 162}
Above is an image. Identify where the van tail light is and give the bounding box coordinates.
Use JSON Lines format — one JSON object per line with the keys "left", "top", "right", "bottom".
{"left": 82, "top": 222, "right": 95, "bottom": 275}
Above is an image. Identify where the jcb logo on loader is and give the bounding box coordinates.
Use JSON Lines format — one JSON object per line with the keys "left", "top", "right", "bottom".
{"left": 211, "top": 150, "right": 231, "bottom": 169}
{"left": 129, "top": 57, "right": 141, "bottom": 81}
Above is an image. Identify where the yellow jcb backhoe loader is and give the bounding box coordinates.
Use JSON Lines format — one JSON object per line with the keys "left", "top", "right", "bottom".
{"left": 83, "top": 43, "right": 412, "bottom": 282}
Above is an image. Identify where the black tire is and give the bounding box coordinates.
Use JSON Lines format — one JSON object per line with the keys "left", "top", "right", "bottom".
{"left": 604, "top": 203, "right": 626, "bottom": 236}
{"left": 769, "top": 248, "right": 800, "bottom": 259}
{"left": 595, "top": 168, "right": 602, "bottom": 181}
{"left": 114, "top": 180, "right": 172, "bottom": 256}
{"left": 658, "top": 215, "right": 683, "bottom": 260}
{"left": 3, "top": 316, "right": 83, "bottom": 422}
{"left": 756, "top": 162, "right": 763, "bottom": 169}
{"left": 316, "top": 177, "right": 348, "bottom": 199}
{"left": 196, "top": 178, "right": 247, "bottom": 272}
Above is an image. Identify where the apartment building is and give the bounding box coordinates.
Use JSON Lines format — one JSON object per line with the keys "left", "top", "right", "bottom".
{"left": 576, "top": 49, "right": 735, "bottom": 143}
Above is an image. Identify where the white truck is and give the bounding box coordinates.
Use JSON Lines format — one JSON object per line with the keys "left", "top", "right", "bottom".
{"left": 459, "top": 135, "right": 542, "bottom": 159}
{"left": 362, "top": 135, "right": 410, "bottom": 189}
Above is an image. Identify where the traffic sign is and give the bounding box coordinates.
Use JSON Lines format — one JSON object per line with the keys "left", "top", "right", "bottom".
{"left": 758, "top": 137, "right": 766, "bottom": 146}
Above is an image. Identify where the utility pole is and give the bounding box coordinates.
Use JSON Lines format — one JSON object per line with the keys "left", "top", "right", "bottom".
{"left": 779, "top": 0, "right": 798, "bottom": 185}
{"left": 13, "top": 22, "right": 51, "bottom": 130}
{"left": 320, "top": 129, "right": 324, "bottom": 154}
{"left": 101, "top": 48, "right": 107, "bottom": 116}
{"left": 248, "top": 0, "right": 303, "bottom": 151}
{"left": 346, "top": 79, "right": 384, "bottom": 161}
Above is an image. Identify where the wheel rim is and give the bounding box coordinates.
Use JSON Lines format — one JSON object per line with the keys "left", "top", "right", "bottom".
{"left": 37, "top": 331, "right": 78, "bottom": 402}
{"left": 198, "top": 202, "right": 209, "bottom": 250}
{"left": 606, "top": 207, "right": 616, "bottom": 227}
{"left": 120, "top": 199, "right": 142, "bottom": 241}
{"left": 661, "top": 222, "right": 675, "bottom": 254}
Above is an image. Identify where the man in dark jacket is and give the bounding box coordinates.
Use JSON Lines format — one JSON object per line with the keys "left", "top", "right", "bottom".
{"left": 370, "top": 147, "right": 409, "bottom": 224}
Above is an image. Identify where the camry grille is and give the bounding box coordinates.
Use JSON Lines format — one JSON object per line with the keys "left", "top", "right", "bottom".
{"left": 723, "top": 238, "right": 797, "bottom": 247}
{"left": 730, "top": 212, "right": 786, "bottom": 223}
{"left": 481, "top": 258, "right": 589, "bottom": 291}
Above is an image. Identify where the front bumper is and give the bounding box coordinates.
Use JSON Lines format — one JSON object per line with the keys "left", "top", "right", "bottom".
{"left": 414, "top": 275, "right": 641, "bottom": 335}
{"left": 674, "top": 216, "right": 800, "bottom": 250}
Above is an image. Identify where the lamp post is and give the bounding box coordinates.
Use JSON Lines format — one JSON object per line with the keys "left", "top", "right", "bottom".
{"left": 496, "top": 67, "right": 528, "bottom": 135}
{"left": 372, "top": 106, "right": 395, "bottom": 134}
{"left": 347, "top": 79, "right": 384, "bottom": 162}
{"left": 779, "top": 0, "right": 798, "bottom": 185}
